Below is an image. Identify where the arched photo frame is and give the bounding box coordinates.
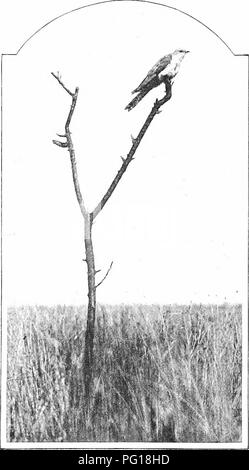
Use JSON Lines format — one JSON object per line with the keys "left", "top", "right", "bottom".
{"left": 1, "top": 0, "right": 248, "bottom": 451}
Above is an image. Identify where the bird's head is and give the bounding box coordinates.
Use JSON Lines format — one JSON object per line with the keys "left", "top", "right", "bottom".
{"left": 173, "top": 49, "right": 190, "bottom": 59}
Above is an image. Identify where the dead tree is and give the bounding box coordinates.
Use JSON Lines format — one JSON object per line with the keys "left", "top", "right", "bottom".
{"left": 52, "top": 72, "right": 172, "bottom": 402}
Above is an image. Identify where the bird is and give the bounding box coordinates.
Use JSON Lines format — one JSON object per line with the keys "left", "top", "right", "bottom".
{"left": 125, "top": 49, "right": 189, "bottom": 111}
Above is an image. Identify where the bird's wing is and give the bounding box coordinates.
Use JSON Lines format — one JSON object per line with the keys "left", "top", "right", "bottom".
{"left": 132, "top": 54, "right": 172, "bottom": 93}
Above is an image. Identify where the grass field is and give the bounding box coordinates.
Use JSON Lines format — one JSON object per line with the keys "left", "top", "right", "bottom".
{"left": 7, "top": 303, "right": 242, "bottom": 442}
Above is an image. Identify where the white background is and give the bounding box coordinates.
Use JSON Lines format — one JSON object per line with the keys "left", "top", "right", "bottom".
{"left": 0, "top": 0, "right": 248, "bottom": 306}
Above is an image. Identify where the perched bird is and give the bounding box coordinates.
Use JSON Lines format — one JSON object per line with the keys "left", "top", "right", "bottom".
{"left": 125, "top": 49, "right": 189, "bottom": 111}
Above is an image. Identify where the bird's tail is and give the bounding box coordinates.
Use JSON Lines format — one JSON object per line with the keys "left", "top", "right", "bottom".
{"left": 125, "top": 88, "right": 149, "bottom": 111}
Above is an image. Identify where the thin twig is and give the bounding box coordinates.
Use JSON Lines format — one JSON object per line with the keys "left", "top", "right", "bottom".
{"left": 95, "top": 261, "right": 113, "bottom": 289}
{"left": 91, "top": 78, "right": 172, "bottom": 220}
{"left": 51, "top": 72, "right": 74, "bottom": 97}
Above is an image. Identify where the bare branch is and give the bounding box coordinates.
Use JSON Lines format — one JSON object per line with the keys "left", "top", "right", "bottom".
{"left": 66, "top": 88, "right": 79, "bottom": 130}
{"left": 91, "top": 78, "right": 172, "bottom": 220}
{"left": 52, "top": 139, "right": 68, "bottom": 148}
{"left": 51, "top": 72, "right": 74, "bottom": 97}
{"left": 52, "top": 72, "right": 87, "bottom": 219}
{"left": 95, "top": 261, "right": 113, "bottom": 289}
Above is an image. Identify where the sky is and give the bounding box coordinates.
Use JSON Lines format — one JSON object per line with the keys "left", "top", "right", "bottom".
{"left": 2, "top": 1, "right": 248, "bottom": 306}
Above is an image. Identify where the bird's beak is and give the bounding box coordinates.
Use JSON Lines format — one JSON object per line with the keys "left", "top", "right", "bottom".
{"left": 185, "top": 51, "right": 190, "bottom": 53}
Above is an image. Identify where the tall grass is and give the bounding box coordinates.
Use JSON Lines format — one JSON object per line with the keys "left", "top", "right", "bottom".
{"left": 7, "top": 303, "right": 242, "bottom": 442}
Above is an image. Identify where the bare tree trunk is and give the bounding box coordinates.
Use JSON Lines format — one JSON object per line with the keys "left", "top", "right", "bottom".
{"left": 83, "top": 214, "right": 96, "bottom": 399}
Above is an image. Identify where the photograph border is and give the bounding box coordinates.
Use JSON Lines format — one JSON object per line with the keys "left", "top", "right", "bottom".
{"left": 1, "top": 0, "right": 248, "bottom": 451}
